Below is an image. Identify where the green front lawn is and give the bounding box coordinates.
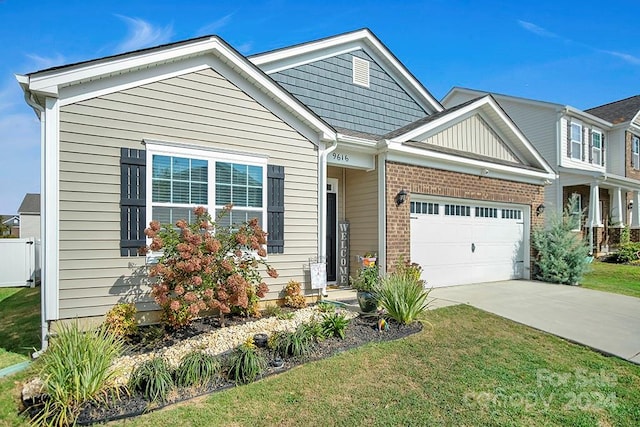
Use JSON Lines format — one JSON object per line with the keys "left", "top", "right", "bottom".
{"left": 581, "top": 261, "right": 640, "bottom": 298}
{"left": 0, "top": 287, "right": 40, "bottom": 370}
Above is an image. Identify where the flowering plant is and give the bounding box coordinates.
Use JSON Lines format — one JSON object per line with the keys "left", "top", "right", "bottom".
{"left": 142, "top": 206, "right": 277, "bottom": 327}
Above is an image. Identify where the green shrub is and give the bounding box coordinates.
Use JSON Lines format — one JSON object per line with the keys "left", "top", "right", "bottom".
{"left": 321, "top": 312, "right": 350, "bottom": 339}
{"left": 350, "top": 264, "right": 380, "bottom": 292}
{"left": 226, "top": 341, "right": 267, "bottom": 385}
{"left": 615, "top": 242, "right": 640, "bottom": 263}
{"left": 129, "top": 357, "right": 174, "bottom": 403}
{"left": 104, "top": 302, "right": 138, "bottom": 338}
{"left": 532, "top": 195, "right": 590, "bottom": 285}
{"left": 374, "top": 274, "right": 431, "bottom": 324}
{"left": 174, "top": 351, "right": 220, "bottom": 388}
{"left": 276, "top": 311, "right": 294, "bottom": 320}
{"left": 32, "top": 322, "right": 123, "bottom": 427}
{"left": 300, "top": 320, "right": 326, "bottom": 342}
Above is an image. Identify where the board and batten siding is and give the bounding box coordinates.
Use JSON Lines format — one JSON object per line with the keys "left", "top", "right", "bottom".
{"left": 344, "top": 168, "right": 379, "bottom": 277}
{"left": 57, "top": 68, "right": 318, "bottom": 319}
{"left": 420, "top": 114, "right": 519, "bottom": 163}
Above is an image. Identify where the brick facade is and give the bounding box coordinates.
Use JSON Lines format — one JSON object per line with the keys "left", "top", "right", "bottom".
{"left": 385, "top": 161, "right": 545, "bottom": 273}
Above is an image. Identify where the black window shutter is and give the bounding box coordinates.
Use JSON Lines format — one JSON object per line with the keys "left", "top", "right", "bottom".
{"left": 588, "top": 129, "right": 593, "bottom": 163}
{"left": 566, "top": 120, "right": 572, "bottom": 157}
{"left": 267, "top": 165, "right": 285, "bottom": 254}
{"left": 120, "top": 148, "right": 146, "bottom": 256}
{"left": 601, "top": 134, "right": 606, "bottom": 166}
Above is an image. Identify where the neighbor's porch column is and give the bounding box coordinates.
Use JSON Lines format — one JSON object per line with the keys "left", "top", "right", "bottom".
{"left": 587, "top": 182, "right": 602, "bottom": 227}
{"left": 611, "top": 187, "right": 624, "bottom": 227}
{"left": 631, "top": 191, "right": 640, "bottom": 228}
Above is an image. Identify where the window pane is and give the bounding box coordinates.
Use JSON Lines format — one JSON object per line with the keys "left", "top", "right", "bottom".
{"left": 247, "top": 187, "right": 262, "bottom": 207}
{"left": 172, "top": 181, "right": 189, "bottom": 203}
{"left": 153, "top": 206, "right": 192, "bottom": 225}
{"left": 191, "top": 159, "right": 208, "bottom": 182}
{"left": 191, "top": 183, "right": 208, "bottom": 204}
{"left": 216, "top": 162, "right": 232, "bottom": 184}
{"left": 232, "top": 185, "right": 248, "bottom": 206}
{"left": 593, "top": 133, "right": 601, "bottom": 148}
{"left": 152, "top": 155, "right": 171, "bottom": 179}
{"left": 152, "top": 179, "right": 170, "bottom": 203}
{"left": 248, "top": 165, "right": 263, "bottom": 186}
{"left": 172, "top": 157, "right": 190, "bottom": 181}
{"left": 216, "top": 183, "right": 231, "bottom": 205}
{"left": 232, "top": 164, "right": 248, "bottom": 185}
{"left": 571, "top": 124, "right": 582, "bottom": 142}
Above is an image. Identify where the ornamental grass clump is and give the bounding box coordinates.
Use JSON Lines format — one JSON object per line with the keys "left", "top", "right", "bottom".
{"left": 31, "top": 322, "right": 123, "bottom": 427}
{"left": 374, "top": 273, "right": 431, "bottom": 325}
{"left": 128, "top": 357, "right": 174, "bottom": 403}
{"left": 143, "top": 206, "right": 278, "bottom": 328}
{"left": 321, "top": 312, "right": 350, "bottom": 339}
{"left": 226, "top": 339, "right": 267, "bottom": 385}
{"left": 174, "top": 351, "right": 221, "bottom": 388}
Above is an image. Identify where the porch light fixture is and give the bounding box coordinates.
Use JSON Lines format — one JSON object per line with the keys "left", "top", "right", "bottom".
{"left": 396, "top": 189, "right": 408, "bottom": 206}
{"left": 536, "top": 203, "right": 545, "bottom": 216}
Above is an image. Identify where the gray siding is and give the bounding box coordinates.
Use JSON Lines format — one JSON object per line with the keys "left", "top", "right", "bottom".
{"left": 270, "top": 50, "right": 428, "bottom": 135}
{"left": 420, "top": 115, "right": 519, "bottom": 163}
{"left": 58, "top": 68, "right": 318, "bottom": 319}
{"left": 344, "top": 168, "right": 379, "bottom": 276}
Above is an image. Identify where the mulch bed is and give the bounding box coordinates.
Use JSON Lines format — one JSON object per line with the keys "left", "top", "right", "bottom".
{"left": 25, "top": 315, "right": 422, "bottom": 425}
{"left": 25, "top": 312, "right": 422, "bottom": 425}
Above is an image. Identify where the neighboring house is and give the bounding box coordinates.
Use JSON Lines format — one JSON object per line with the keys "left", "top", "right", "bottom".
{"left": 443, "top": 88, "right": 640, "bottom": 254}
{"left": 1, "top": 214, "right": 20, "bottom": 237}
{"left": 18, "top": 193, "right": 41, "bottom": 239}
{"left": 17, "top": 29, "right": 554, "bottom": 339}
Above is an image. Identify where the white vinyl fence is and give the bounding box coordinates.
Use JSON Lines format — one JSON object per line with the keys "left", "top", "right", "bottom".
{"left": 0, "top": 238, "right": 41, "bottom": 287}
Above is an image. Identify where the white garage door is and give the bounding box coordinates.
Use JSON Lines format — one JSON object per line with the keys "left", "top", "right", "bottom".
{"left": 410, "top": 199, "right": 526, "bottom": 288}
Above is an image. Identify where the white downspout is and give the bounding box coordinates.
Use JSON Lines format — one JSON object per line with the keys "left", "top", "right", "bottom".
{"left": 22, "top": 90, "right": 49, "bottom": 357}
{"left": 318, "top": 137, "right": 338, "bottom": 296}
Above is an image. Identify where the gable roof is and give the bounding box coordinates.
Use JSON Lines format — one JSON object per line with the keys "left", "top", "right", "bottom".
{"left": 586, "top": 95, "right": 640, "bottom": 124}
{"left": 442, "top": 87, "right": 612, "bottom": 128}
{"left": 18, "top": 193, "right": 40, "bottom": 214}
{"left": 250, "top": 28, "right": 443, "bottom": 115}
{"left": 386, "top": 95, "right": 555, "bottom": 177}
{"left": 17, "top": 35, "right": 336, "bottom": 144}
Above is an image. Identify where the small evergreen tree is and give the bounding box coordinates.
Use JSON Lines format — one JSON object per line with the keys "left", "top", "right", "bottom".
{"left": 532, "top": 194, "right": 590, "bottom": 285}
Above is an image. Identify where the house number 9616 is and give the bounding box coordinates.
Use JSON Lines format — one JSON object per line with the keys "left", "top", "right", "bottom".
{"left": 331, "top": 153, "right": 350, "bottom": 162}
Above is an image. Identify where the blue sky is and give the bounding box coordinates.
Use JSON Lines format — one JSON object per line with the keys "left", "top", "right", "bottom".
{"left": 1, "top": 0, "right": 639, "bottom": 213}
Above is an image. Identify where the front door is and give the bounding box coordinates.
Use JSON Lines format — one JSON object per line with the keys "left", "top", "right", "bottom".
{"left": 326, "top": 179, "right": 338, "bottom": 282}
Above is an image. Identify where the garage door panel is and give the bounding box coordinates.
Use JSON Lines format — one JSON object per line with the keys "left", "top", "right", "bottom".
{"left": 410, "top": 199, "right": 526, "bottom": 288}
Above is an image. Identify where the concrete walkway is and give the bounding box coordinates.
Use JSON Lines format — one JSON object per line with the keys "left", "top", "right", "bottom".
{"left": 429, "top": 280, "right": 640, "bottom": 365}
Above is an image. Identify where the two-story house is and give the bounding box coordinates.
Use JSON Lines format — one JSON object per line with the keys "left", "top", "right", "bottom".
{"left": 443, "top": 89, "right": 640, "bottom": 254}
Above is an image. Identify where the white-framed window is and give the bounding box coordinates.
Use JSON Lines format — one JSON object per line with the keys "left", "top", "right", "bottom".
{"left": 475, "top": 207, "right": 498, "bottom": 218}
{"left": 444, "top": 204, "right": 471, "bottom": 216}
{"left": 571, "top": 122, "right": 582, "bottom": 160}
{"left": 410, "top": 201, "right": 439, "bottom": 215}
{"left": 592, "top": 130, "right": 602, "bottom": 165}
{"left": 632, "top": 136, "right": 640, "bottom": 170}
{"left": 501, "top": 209, "right": 522, "bottom": 220}
{"left": 146, "top": 141, "right": 268, "bottom": 229}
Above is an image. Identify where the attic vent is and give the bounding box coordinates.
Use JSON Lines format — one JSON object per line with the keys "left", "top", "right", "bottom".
{"left": 352, "top": 56, "right": 370, "bottom": 87}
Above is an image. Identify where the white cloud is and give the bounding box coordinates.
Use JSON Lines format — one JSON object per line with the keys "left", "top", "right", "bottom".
{"left": 197, "top": 13, "right": 234, "bottom": 35}
{"left": 599, "top": 49, "right": 640, "bottom": 65}
{"left": 518, "top": 19, "right": 640, "bottom": 66}
{"left": 517, "top": 20, "right": 558, "bottom": 39}
{"left": 115, "top": 15, "right": 174, "bottom": 52}
{"left": 24, "top": 53, "right": 66, "bottom": 71}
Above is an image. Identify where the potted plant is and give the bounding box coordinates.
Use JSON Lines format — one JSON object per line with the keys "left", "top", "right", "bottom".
{"left": 350, "top": 264, "right": 379, "bottom": 312}
{"left": 361, "top": 251, "right": 377, "bottom": 268}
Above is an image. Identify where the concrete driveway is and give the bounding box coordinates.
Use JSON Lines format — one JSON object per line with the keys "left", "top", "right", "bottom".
{"left": 429, "top": 280, "right": 640, "bottom": 365}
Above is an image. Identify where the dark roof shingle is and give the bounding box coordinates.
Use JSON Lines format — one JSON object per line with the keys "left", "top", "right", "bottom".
{"left": 586, "top": 95, "right": 640, "bottom": 124}
{"left": 18, "top": 193, "right": 40, "bottom": 214}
